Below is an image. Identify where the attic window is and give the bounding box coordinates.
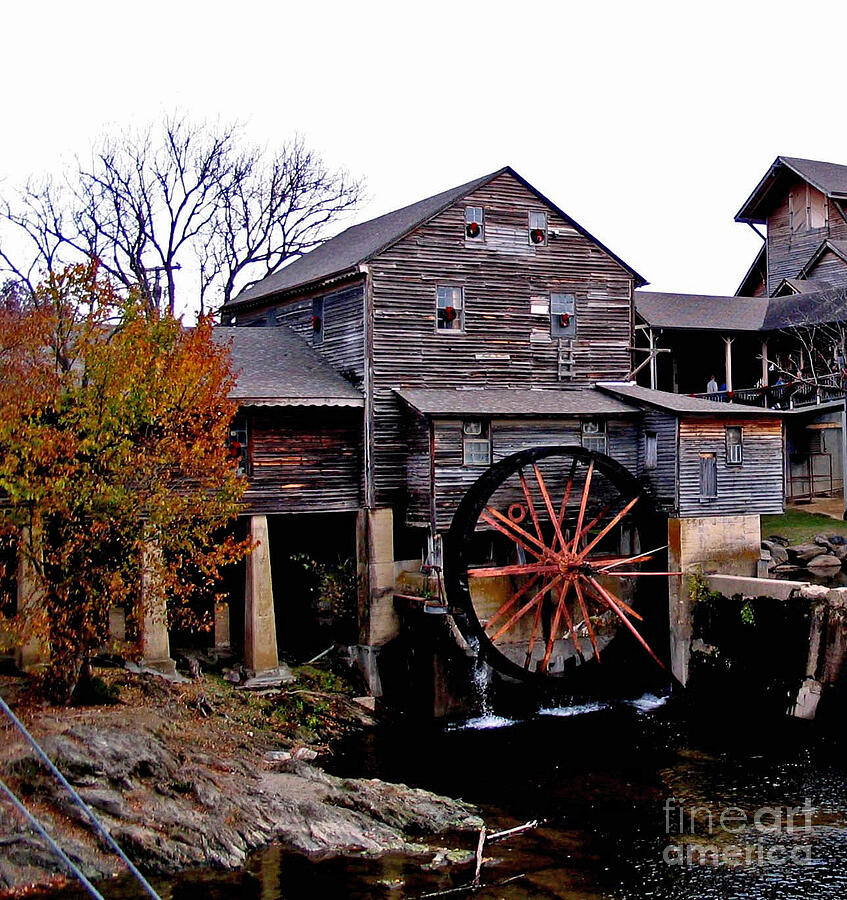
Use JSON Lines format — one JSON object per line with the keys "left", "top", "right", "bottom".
{"left": 790, "top": 184, "right": 827, "bottom": 233}
{"left": 311, "top": 297, "right": 324, "bottom": 344}
{"left": 726, "top": 426, "right": 743, "bottom": 466}
{"left": 463, "top": 420, "right": 491, "bottom": 466}
{"left": 529, "top": 211, "right": 547, "bottom": 245}
{"left": 229, "top": 420, "right": 250, "bottom": 476}
{"left": 465, "top": 207, "right": 484, "bottom": 241}
{"left": 436, "top": 285, "right": 464, "bottom": 332}
{"left": 550, "top": 293, "right": 576, "bottom": 338}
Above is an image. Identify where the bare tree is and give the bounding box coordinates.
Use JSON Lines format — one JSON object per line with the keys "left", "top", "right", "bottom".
{"left": 0, "top": 117, "right": 362, "bottom": 315}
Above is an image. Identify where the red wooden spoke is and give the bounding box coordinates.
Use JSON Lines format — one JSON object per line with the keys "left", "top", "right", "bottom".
{"left": 571, "top": 504, "right": 611, "bottom": 554}
{"left": 532, "top": 463, "right": 567, "bottom": 552}
{"left": 583, "top": 576, "right": 643, "bottom": 622}
{"left": 480, "top": 512, "right": 545, "bottom": 560}
{"left": 601, "top": 570, "right": 684, "bottom": 577}
{"left": 586, "top": 576, "right": 667, "bottom": 672}
{"left": 597, "top": 545, "right": 668, "bottom": 571}
{"left": 489, "top": 575, "right": 563, "bottom": 643}
{"left": 518, "top": 469, "right": 545, "bottom": 544}
{"left": 574, "top": 576, "right": 600, "bottom": 661}
{"left": 541, "top": 579, "right": 572, "bottom": 672}
{"left": 485, "top": 573, "right": 543, "bottom": 631}
{"left": 571, "top": 460, "right": 594, "bottom": 553}
{"left": 482, "top": 507, "right": 548, "bottom": 555}
{"left": 525, "top": 589, "right": 546, "bottom": 669}
{"left": 468, "top": 562, "right": 560, "bottom": 578}
{"left": 578, "top": 495, "right": 640, "bottom": 560}
{"left": 552, "top": 457, "right": 579, "bottom": 551}
{"left": 558, "top": 579, "right": 584, "bottom": 661}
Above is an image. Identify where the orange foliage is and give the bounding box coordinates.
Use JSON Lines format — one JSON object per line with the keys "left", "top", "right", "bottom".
{"left": 0, "top": 263, "right": 250, "bottom": 701}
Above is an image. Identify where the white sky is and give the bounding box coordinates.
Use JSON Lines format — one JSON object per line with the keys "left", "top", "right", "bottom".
{"left": 3, "top": 0, "right": 847, "bottom": 312}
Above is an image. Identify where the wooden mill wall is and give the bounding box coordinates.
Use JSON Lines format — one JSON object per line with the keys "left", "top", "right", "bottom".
{"left": 805, "top": 249, "right": 847, "bottom": 284}
{"left": 244, "top": 407, "right": 362, "bottom": 515}
{"left": 766, "top": 176, "right": 836, "bottom": 295}
{"left": 369, "top": 171, "right": 635, "bottom": 507}
{"left": 409, "top": 416, "right": 642, "bottom": 531}
{"left": 637, "top": 408, "right": 679, "bottom": 512}
{"left": 677, "top": 417, "right": 783, "bottom": 518}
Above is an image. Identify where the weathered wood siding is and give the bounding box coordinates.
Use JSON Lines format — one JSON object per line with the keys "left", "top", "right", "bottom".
{"left": 370, "top": 172, "right": 635, "bottom": 506}
{"left": 405, "top": 412, "right": 432, "bottom": 528}
{"left": 766, "top": 177, "right": 830, "bottom": 295}
{"left": 273, "top": 283, "right": 366, "bottom": 386}
{"left": 678, "top": 417, "right": 783, "bottom": 518}
{"left": 804, "top": 248, "right": 847, "bottom": 284}
{"left": 637, "top": 409, "right": 678, "bottom": 511}
{"left": 244, "top": 408, "right": 362, "bottom": 515}
{"left": 421, "top": 416, "right": 641, "bottom": 531}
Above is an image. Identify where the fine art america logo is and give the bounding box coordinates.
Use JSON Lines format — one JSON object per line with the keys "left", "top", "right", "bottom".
{"left": 663, "top": 797, "right": 813, "bottom": 867}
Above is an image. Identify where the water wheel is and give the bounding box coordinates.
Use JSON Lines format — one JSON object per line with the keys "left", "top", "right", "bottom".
{"left": 445, "top": 446, "right": 672, "bottom": 681}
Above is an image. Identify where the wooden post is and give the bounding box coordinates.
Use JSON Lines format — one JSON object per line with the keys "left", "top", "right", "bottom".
{"left": 761, "top": 339, "right": 769, "bottom": 394}
{"left": 841, "top": 398, "right": 847, "bottom": 520}
{"left": 647, "top": 328, "right": 657, "bottom": 390}
{"left": 723, "top": 336, "right": 734, "bottom": 393}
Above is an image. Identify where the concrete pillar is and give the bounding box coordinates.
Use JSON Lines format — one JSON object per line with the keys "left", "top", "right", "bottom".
{"left": 667, "top": 514, "right": 762, "bottom": 686}
{"left": 244, "top": 514, "right": 279, "bottom": 673}
{"left": 356, "top": 508, "right": 397, "bottom": 648}
{"left": 15, "top": 542, "right": 45, "bottom": 671}
{"left": 140, "top": 541, "right": 176, "bottom": 675}
{"left": 214, "top": 602, "right": 231, "bottom": 649}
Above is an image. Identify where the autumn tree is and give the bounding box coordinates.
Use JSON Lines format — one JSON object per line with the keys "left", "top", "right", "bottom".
{"left": 0, "top": 117, "right": 362, "bottom": 313}
{"left": 0, "top": 263, "right": 249, "bottom": 702}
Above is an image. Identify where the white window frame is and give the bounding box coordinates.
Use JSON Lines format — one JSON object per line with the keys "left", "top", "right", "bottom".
{"left": 436, "top": 285, "right": 465, "bottom": 332}
{"left": 726, "top": 426, "right": 743, "bottom": 466}
{"left": 463, "top": 420, "right": 491, "bottom": 466}
{"left": 465, "top": 206, "right": 484, "bottom": 241}
{"left": 581, "top": 419, "right": 607, "bottom": 455}
{"left": 529, "top": 210, "right": 547, "bottom": 246}
{"left": 550, "top": 293, "right": 576, "bottom": 338}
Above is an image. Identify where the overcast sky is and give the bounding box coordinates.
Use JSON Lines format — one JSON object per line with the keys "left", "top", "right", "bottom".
{"left": 4, "top": 1, "right": 847, "bottom": 312}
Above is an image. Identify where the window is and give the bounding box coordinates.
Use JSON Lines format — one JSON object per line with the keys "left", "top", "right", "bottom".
{"left": 529, "top": 211, "right": 547, "bottom": 245}
{"left": 229, "top": 421, "right": 250, "bottom": 476}
{"left": 311, "top": 297, "right": 324, "bottom": 344}
{"left": 645, "top": 431, "right": 658, "bottom": 470}
{"left": 726, "top": 426, "right": 743, "bottom": 465}
{"left": 465, "top": 207, "right": 484, "bottom": 241}
{"left": 790, "top": 184, "right": 827, "bottom": 233}
{"left": 699, "top": 452, "right": 717, "bottom": 499}
{"left": 582, "top": 420, "right": 607, "bottom": 454}
{"left": 463, "top": 420, "right": 490, "bottom": 466}
{"left": 437, "top": 285, "right": 464, "bottom": 331}
{"left": 550, "top": 293, "right": 576, "bottom": 338}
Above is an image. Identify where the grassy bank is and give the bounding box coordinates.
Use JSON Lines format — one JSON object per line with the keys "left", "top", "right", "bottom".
{"left": 761, "top": 507, "right": 847, "bottom": 545}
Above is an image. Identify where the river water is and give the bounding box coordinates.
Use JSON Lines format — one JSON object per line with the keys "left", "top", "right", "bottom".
{"left": 41, "top": 686, "right": 847, "bottom": 900}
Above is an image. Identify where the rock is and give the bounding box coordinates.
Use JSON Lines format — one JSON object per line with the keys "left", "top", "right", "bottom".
{"left": 800, "top": 584, "right": 831, "bottom": 601}
{"left": 293, "top": 747, "right": 318, "bottom": 761}
{"left": 762, "top": 541, "right": 789, "bottom": 566}
{"left": 815, "top": 534, "right": 837, "bottom": 552}
{"left": 786, "top": 543, "right": 828, "bottom": 565}
{"left": 768, "top": 534, "right": 790, "bottom": 547}
{"left": 807, "top": 554, "right": 842, "bottom": 572}
{"left": 264, "top": 750, "right": 293, "bottom": 763}
{"left": 834, "top": 545, "right": 847, "bottom": 562}
{"left": 829, "top": 534, "right": 847, "bottom": 546}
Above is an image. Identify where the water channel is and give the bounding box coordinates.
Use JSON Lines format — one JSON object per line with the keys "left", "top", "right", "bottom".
{"left": 35, "top": 682, "right": 847, "bottom": 900}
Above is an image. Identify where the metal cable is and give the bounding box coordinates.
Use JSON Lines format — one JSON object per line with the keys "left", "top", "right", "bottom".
{"left": 0, "top": 695, "right": 162, "bottom": 900}
{"left": 0, "top": 774, "right": 106, "bottom": 900}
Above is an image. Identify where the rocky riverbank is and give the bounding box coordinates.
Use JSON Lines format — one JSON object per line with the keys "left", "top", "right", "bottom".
{"left": 0, "top": 668, "right": 482, "bottom": 896}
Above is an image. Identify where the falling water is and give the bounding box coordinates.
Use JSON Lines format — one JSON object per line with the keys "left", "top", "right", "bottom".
{"left": 450, "top": 657, "right": 514, "bottom": 730}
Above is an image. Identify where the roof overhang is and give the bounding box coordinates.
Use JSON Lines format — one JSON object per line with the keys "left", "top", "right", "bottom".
{"left": 234, "top": 396, "right": 364, "bottom": 408}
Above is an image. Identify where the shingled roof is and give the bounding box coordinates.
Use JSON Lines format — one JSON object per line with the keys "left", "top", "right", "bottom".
{"left": 212, "top": 326, "right": 364, "bottom": 407}
{"left": 596, "top": 383, "right": 780, "bottom": 417}
{"left": 736, "top": 156, "right": 847, "bottom": 224}
{"left": 224, "top": 166, "right": 647, "bottom": 310}
{"left": 635, "top": 291, "right": 769, "bottom": 331}
{"left": 395, "top": 387, "right": 639, "bottom": 417}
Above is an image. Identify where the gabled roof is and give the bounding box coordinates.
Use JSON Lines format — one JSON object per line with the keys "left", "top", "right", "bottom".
{"left": 736, "top": 156, "right": 847, "bottom": 224}
{"left": 764, "top": 286, "right": 847, "bottom": 331}
{"left": 224, "top": 166, "right": 647, "bottom": 310}
{"left": 772, "top": 277, "right": 834, "bottom": 296}
{"left": 596, "top": 383, "right": 780, "bottom": 417}
{"left": 395, "top": 387, "right": 639, "bottom": 417}
{"left": 797, "top": 239, "right": 847, "bottom": 279}
{"left": 212, "top": 326, "right": 364, "bottom": 407}
{"left": 635, "top": 291, "right": 768, "bottom": 332}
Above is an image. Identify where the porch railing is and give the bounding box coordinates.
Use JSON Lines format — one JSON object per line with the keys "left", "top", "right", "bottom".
{"left": 689, "top": 375, "right": 847, "bottom": 409}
